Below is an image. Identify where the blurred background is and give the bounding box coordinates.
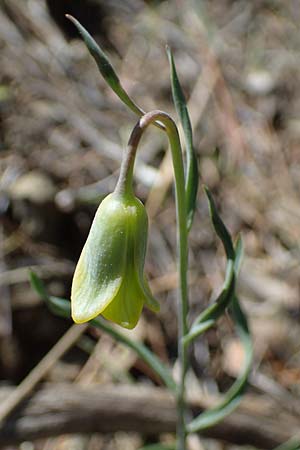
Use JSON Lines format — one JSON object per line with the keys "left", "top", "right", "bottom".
{"left": 0, "top": 0, "right": 300, "bottom": 448}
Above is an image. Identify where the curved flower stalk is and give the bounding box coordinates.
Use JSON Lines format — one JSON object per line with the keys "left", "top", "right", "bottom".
{"left": 71, "top": 191, "right": 159, "bottom": 329}
{"left": 71, "top": 109, "right": 187, "bottom": 336}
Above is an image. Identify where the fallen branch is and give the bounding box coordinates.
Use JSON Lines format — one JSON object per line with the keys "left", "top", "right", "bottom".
{"left": 0, "top": 384, "right": 298, "bottom": 448}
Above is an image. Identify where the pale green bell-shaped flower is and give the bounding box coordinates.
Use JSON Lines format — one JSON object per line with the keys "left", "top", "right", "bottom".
{"left": 71, "top": 192, "right": 159, "bottom": 329}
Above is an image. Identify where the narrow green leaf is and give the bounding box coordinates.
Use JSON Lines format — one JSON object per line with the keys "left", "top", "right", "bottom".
{"left": 66, "top": 15, "right": 144, "bottom": 118}
{"left": 65, "top": 15, "right": 119, "bottom": 89}
{"left": 183, "top": 319, "right": 215, "bottom": 346}
{"left": 192, "top": 258, "right": 235, "bottom": 327}
{"left": 91, "top": 314, "right": 177, "bottom": 394}
{"left": 30, "top": 271, "right": 48, "bottom": 301}
{"left": 30, "top": 273, "right": 177, "bottom": 394}
{"left": 167, "top": 47, "right": 199, "bottom": 231}
{"left": 187, "top": 235, "right": 252, "bottom": 432}
{"left": 187, "top": 211, "right": 238, "bottom": 336}
{"left": 204, "top": 186, "right": 235, "bottom": 260}
{"left": 30, "top": 271, "right": 71, "bottom": 318}
{"left": 234, "top": 234, "right": 243, "bottom": 274}
{"left": 66, "top": 15, "right": 164, "bottom": 131}
{"left": 47, "top": 296, "right": 72, "bottom": 318}
{"left": 187, "top": 294, "right": 252, "bottom": 432}
{"left": 273, "top": 439, "right": 300, "bottom": 450}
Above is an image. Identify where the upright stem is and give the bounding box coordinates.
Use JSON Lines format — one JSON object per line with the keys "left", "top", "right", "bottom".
{"left": 117, "top": 111, "right": 189, "bottom": 449}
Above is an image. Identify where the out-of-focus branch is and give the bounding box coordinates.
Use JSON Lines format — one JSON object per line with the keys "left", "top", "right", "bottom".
{"left": 0, "top": 384, "right": 297, "bottom": 448}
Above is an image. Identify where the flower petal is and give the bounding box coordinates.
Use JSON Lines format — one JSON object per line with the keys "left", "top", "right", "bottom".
{"left": 130, "top": 198, "right": 160, "bottom": 313}
{"left": 71, "top": 194, "right": 128, "bottom": 323}
{"left": 101, "top": 273, "right": 144, "bottom": 329}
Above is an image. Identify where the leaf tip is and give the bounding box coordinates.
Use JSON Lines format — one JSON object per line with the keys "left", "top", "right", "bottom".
{"left": 166, "top": 45, "right": 174, "bottom": 64}
{"left": 65, "top": 14, "right": 75, "bottom": 23}
{"left": 203, "top": 184, "right": 210, "bottom": 198}
{"left": 65, "top": 15, "right": 83, "bottom": 36}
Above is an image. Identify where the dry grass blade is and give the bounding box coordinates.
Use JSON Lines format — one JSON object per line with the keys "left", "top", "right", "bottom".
{"left": 0, "top": 324, "right": 88, "bottom": 423}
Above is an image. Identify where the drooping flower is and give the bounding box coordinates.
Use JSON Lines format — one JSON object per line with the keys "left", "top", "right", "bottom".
{"left": 71, "top": 192, "right": 159, "bottom": 329}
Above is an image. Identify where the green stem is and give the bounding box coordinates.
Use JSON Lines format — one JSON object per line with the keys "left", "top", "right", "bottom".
{"left": 117, "top": 111, "right": 189, "bottom": 449}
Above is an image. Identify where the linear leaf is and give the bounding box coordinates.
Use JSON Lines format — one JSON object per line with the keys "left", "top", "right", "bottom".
{"left": 91, "top": 314, "right": 177, "bottom": 394}
{"left": 189, "top": 258, "right": 235, "bottom": 330}
{"left": 185, "top": 199, "right": 238, "bottom": 342}
{"left": 234, "top": 234, "right": 243, "bottom": 274}
{"left": 167, "top": 47, "right": 199, "bottom": 230}
{"left": 187, "top": 237, "right": 252, "bottom": 432}
{"left": 273, "top": 439, "right": 300, "bottom": 450}
{"left": 187, "top": 294, "right": 252, "bottom": 431}
{"left": 30, "top": 272, "right": 177, "bottom": 394}
{"left": 183, "top": 319, "right": 215, "bottom": 346}
{"left": 65, "top": 15, "right": 162, "bottom": 127}
{"left": 204, "top": 186, "right": 235, "bottom": 259}
{"left": 29, "top": 271, "right": 48, "bottom": 301}
{"left": 30, "top": 271, "right": 72, "bottom": 317}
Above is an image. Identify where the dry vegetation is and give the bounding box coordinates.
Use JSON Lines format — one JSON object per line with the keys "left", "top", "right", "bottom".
{"left": 0, "top": 0, "right": 300, "bottom": 449}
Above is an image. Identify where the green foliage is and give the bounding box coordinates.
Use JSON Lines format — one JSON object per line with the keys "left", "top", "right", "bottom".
{"left": 204, "top": 186, "right": 235, "bottom": 260}
{"left": 30, "top": 272, "right": 177, "bottom": 394}
{"left": 274, "top": 439, "right": 300, "bottom": 450}
{"left": 65, "top": 15, "right": 143, "bottom": 118}
{"left": 65, "top": 15, "right": 163, "bottom": 132}
{"left": 188, "top": 288, "right": 252, "bottom": 431}
{"left": 167, "top": 47, "right": 199, "bottom": 231}
{"left": 186, "top": 189, "right": 252, "bottom": 431}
